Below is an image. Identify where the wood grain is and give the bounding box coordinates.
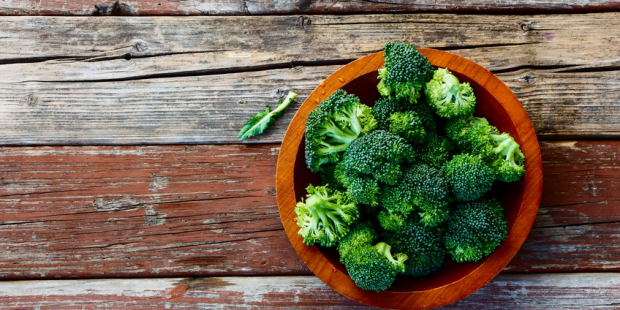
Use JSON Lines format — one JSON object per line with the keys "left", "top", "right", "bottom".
{"left": 0, "top": 141, "right": 617, "bottom": 279}
{"left": 0, "top": 14, "right": 618, "bottom": 144}
{"left": 1, "top": 0, "right": 618, "bottom": 16}
{"left": 0, "top": 274, "right": 617, "bottom": 309}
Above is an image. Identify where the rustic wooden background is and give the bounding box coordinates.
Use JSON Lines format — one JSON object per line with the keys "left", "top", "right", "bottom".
{"left": 0, "top": 1, "right": 619, "bottom": 309}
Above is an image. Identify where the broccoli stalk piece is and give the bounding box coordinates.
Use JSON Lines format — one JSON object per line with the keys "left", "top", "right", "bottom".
{"left": 342, "top": 242, "right": 408, "bottom": 292}
{"left": 388, "top": 111, "right": 426, "bottom": 144}
{"left": 489, "top": 133, "right": 525, "bottom": 182}
{"left": 441, "top": 154, "right": 495, "bottom": 202}
{"left": 305, "top": 90, "right": 378, "bottom": 172}
{"left": 383, "top": 222, "right": 446, "bottom": 277}
{"left": 294, "top": 184, "right": 360, "bottom": 247}
{"left": 444, "top": 198, "right": 508, "bottom": 262}
{"left": 425, "top": 68, "right": 477, "bottom": 118}
{"left": 377, "top": 42, "right": 434, "bottom": 104}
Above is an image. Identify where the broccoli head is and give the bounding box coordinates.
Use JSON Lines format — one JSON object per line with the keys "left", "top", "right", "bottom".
{"left": 377, "top": 210, "right": 409, "bottom": 232}
{"left": 377, "top": 42, "right": 434, "bottom": 104}
{"left": 337, "top": 221, "right": 379, "bottom": 263}
{"left": 347, "top": 176, "right": 381, "bottom": 206}
{"left": 372, "top": 96, "right": 408, "bottom": 130}
{"left": 305, "top": 89, "right": 378, "bottom": 172}
{"left": 425, "top": 68, "right": 477, "bottom": 118}
{"left": 441, "top": 154, "right": 495, "bottom": 202}
{"left": 444, "top": 198, "right": 508, "bottom": 262}
{"left": 340, "top": 130, "right": 415, "bottom": 186}
{"left": 489, "top": 133, "right": 525, "bottom": 183}
{"left": 381, "top": 164, "right": 451, "bottom": 227}
{"left": 383, "top": 222, "right": 446, "bottom": 277}
{"left": 388, "top": 111, "right": 426, "bottom": 144}
{"left": 342, "top": 242, "right": 408, "bottom": 292}
{"left": 418, "top": 132, "right": 455, "bottom": 169}
{"left": 294, "top": 184, "right": 360, "bottom": 247}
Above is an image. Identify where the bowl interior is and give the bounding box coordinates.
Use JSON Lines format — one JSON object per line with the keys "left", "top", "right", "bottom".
{"left": 293, "top": 70, "right": 525, "bottom": 292}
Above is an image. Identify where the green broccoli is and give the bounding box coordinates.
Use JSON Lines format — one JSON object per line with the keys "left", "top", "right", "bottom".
{"left": 337, "top": 221, "right": 379, "bottom": 263}
{"left": 305, "top": 89, "right": 378, "bottom": 172}
{"left": 294, "top": 184, "right": 360, "bottom": 247}
{"left": 339, "top": 130, "right": 415, "bottom": 187}
{"left": 347, "top": 176, "right": 381, "bottom": 207}
{"left": 377, "top": 210, "right": 409, "bottom": 232}
{"left": 444, "top": 198, "right": 508, "bottom": 262}
{"left": 418, "top": 132, "right": 455, "bottom": 169}
{"left": 318, "top": 164, "right": 345, "bottom": 190}
{"left": 441, "top": 154, "right": 495, "bottom": 202}
{"left": 377, "top": 42, "right": 434, "bottom": 104}
{"left": 388, "top": 111, "right": 426, "bottom": 144}
{"left": 445, "top": 116, "right": 525, "bottom": 183}
{"left": 372, "top": 96, "right": 408, "bottom": 130}
{"left": 341, "top": 242, "right": 408, "bottom": 292}
{"left": 383, "top": 222, "right": 446, "bottom": 277}
{"left": 425, "top": 68, "right": 476, "bottom": 118}
{"left": 381, "top": 164, "right": 451, "bottom": 227}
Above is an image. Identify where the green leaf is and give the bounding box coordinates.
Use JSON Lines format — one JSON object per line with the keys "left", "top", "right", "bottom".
{"left": 238, "top": 91, "right": 298, "bottom": 140}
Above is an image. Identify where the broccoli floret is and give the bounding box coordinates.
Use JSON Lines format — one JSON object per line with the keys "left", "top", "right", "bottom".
{"left": 294, "top": 184, "right": 360, "bottom": 247}
{"left": 444, "top": 198, "right": 508, "bottom": 262}
{"left": 348, "top": 176, "right": 381, "bottom": 206}
{"left": 381, "top": 164, "right": 450, "bottom": 227}
{"left": 425, "top": 68, "right": 476, "bottom": 118}
{"left": 340, "top": 130, "right": 415, "bottom": 186}
{"left": 318, "top": 164, "right": 345, "bottom": 190}
{"left": 388, "top": 111, "right": 426, "bottom": 144}
{"left": 305, "top": 90, "right": 378, "bottom": 172}
{"left": 410, "top": 96, "right": 438, "bottom": 133}
{"left": 372, "top": 96, "right": 408, "bottom": 130}
{"left": 418, "top": 132, "right": 455, "bottom": 169}
{"left": 377, "top": 210, "right": 409, "bottom": 232}
{"left": 377, "top": 42, "right": 434, "bottom": 104}
{"left": 488, "top": 133, "right": 525, "bottom": 183}
{"left": 337, "top": 221, "right": 379, "bottom": 263}
{"left": 383, "top": 222, "right": 446, "bottom": 277}
{"left": 445, "top": 116, "right": 525, "bottom": 183}
{"left": 442, "top": 154, "right": 495, "bottom": 202}
{"left": 342, "top": 242, "right": 408, "bottom": 292}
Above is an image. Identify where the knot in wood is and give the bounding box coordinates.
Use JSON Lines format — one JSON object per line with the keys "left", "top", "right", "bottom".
{"left": 132, "top": 41, "right": 148, "bottom": 53}
{"left": 520, "top": 72, "right": 537, "bottom": 85}
{"left": 519, "top": 21, "right": 533, "bottom": 32}
{"left": 297, "top": 16, "right": 311, "bottom": 31}
{"left": 23, "top": 94, "right": 39, "bottom": 107}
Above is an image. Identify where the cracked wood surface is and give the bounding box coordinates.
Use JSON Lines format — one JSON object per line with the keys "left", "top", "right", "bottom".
{"left": 0, "top": 141, "right": 617, "bottom": 278}
{"left": 0, "top": 273, "right": 617, "bottom": 309}
{"left": 0, "top": 13, "right": 619, "bottom": 144}
{"left": 0, "top": 0, "right": 618, "bottom": 16}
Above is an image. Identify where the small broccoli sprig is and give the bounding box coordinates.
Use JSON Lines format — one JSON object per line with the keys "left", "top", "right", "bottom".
{"left": 347, "top": 176, "right": 381, "bottom": 206}
{"left": 337, "top": 221, "right": 379, "bottom": 263}
{"left": 377, "top": 210, "right": 409, "bottom": 232}
{"left": 381, "top": 164, "right": 451, "bottom": 227}
{"left": 442, "top": 154, "right": 495, "bottom": 202}
{"left": 383, "top": 222, "right": 446, "bottom": 277}
{"left": 341, "top": 242, "right": 408, "bottom": 292}
{"left": 238, "top": 91, "right": 298, "bottom": 140}
{"left": 377, "top": 42, "right": 434, "bottom": 104}
{"left": 372, "top": 96, "right": 408, "bottom": 130}
{"left": 305, "top": 90, "right": 378, "bottom": 172}
{"left": 489, "top": 133, "right": 525, "bottom": 183}
{"left": 418, "top": 132, "right": 455, "bottom": 169}
{"left": 425, "top": 68, "right": 476, "bottom": 118}
{"left": 294, "top": 184, "right": 360, "bottom": 247}
{"left": 444, "top": 198, "right": 508, "bottom": 262}
{"left": 388, "top": 111, "right": 426, "bottom": 144}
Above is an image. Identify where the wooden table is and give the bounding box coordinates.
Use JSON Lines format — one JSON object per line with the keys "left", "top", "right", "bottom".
{"left": 0, "top": 1, "right": 619, "bottom": 309}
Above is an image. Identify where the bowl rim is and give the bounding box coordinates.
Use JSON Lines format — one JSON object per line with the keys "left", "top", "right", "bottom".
{"left": 276, "top": 49, "right": 543, "bottom": 309}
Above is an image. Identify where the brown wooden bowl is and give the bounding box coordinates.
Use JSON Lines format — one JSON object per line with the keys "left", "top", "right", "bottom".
{"left": 276, "top": 49, "right": 543, "bottom": 309}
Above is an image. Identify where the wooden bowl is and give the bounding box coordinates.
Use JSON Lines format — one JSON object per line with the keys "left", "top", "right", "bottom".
{"left": 276, "top": 49, "right": 543, "bottom": 309}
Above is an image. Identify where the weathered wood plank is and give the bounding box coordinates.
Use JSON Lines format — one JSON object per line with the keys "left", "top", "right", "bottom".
{"left": 0, "top": 141, "right": 617, "bottom": 278}
{"left": 0, "top": 274, "right": 618, "bottom": 309}
{"left": 0, "top": 14, "right": 618, "bottom": 144}
{"left": 1, "top": 0, "right": 618, "bottom": 16}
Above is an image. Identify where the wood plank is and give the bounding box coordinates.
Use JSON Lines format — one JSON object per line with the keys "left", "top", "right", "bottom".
{"left": 1, "top": 0, "right": 618, "bottom": 16}
{"left": 0, "top": 140, "right": 618, "bottom": 278}
{"left": 0, "top": 14, "right": 618, "bottom": 144}
{"left": 0, "top": 274, "right": 618, "bottom": 309}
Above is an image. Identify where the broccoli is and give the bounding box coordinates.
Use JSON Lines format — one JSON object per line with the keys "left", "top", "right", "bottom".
{"left": 305, "top": 89, "right": 378, "bottom": 172}
{"left": 388, "top": 111, "right": 426, "bottom": 144}
{"left": 372, "top": 96, "right": 408, "bottom": 130}
{"left": 425, "top": 68, "right": 476, "bottom": 118}
{"left": 347, "top": 176, "right": 381, "bottom": 207}
{"left": 383, "top": 222, "right": 446, "bottom": 277}
{"left": 339, "top": 130, "right": 415, "bottom": 187}
{"left": 441, "top": 154, "right": 495, "bottom": 202}
{"left": 418, "top": 132, "right": 455, "bottom": 169}
{"left": 341, "top": 242, "right": 408, "bottom": 292}
{"left": 381, "top": 164, "right": 451, "bottom": 227}
{"left": 377, "top": 42, "right": 434, "bottom": 103}
{"left": 318, "top": 164, "right": 345, "bottom": 190}
{"left": 377, "top": 210, "right": 409, "bottom": 232}
{"left": 337, "top": 221, "right": 379, "bottom": 263}
{"left": 294, "top": 184, "right": 360, "bottom": 247}
{"left": 445, "top": 116, "right": 525, "bottom": 183}
{"left": 444, "top": 198, "right": 508, "bottom": 262}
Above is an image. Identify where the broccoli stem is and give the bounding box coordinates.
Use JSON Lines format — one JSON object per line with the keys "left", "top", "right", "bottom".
{"left": 490, "top": 134, "right": 524, "bottom": 161}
